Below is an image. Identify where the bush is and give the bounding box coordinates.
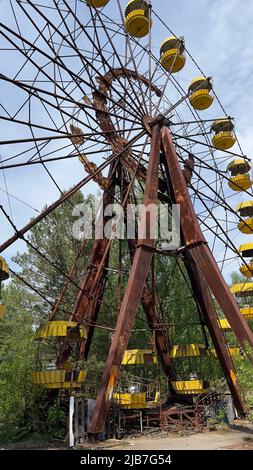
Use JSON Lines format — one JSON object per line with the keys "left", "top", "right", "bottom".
{"left": 46, "top": 403, "right": 66, "bottom": 438}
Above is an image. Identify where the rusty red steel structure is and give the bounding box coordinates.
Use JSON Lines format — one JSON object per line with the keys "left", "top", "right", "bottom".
{"left": 88, "top": 125, "right": 162, "bottom": 433}
{"left": 162, "top": 127, "right": 253, "bottom": 348}
{"left": 86, "top": 123, "right": 253, "bottom": 434}
{"left": 49, "top": 238, "right": 88, "bottom": 321}
{"left": 2, "top": 2, "right": 253, "bottom": 441}
{"left": 70, "top": 166, "right": 117, "bottom": 360}
{"left": 185, "top": 256, "right": 247, "bottom": 415}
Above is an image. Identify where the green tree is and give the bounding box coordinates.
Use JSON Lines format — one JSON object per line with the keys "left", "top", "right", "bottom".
{"left": 0, "top": 190, "right": 92, "bottom": 441}
{"left": 0, "top": 283, "right": 37, "bottom": 440}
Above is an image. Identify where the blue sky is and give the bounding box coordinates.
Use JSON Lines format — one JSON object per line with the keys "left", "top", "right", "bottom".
{"left": 0, "top": 0, "right": 253, "bottom": 280}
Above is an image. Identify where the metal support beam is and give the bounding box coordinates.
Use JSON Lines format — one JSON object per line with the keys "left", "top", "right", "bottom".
{"left": 161, "top": 125, "right": 253, "bottom": 350}
{"left": 128, "top": 238, "right": 176, "bottom": 381}
{"left": 88, "top": 125, "right": 161, "bottom": 433}
{"left": 122, "top": 169, "right": 175, "bottom": 382}
{"left": 49, "top": 239, "right": 88, "bottom": 321}
{"left": 70, "top": 170, "right": 116, "bottom": 359}
{"left": 0, "top": 132, "right": 144, "bottom": 254}
{"left": 185, "top": 254, "right": 247, "bottom": 416}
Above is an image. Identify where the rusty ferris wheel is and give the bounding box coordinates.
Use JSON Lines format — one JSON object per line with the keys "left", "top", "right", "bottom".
{"left": 1, "top": 0, "right": 253, "bottom": 435}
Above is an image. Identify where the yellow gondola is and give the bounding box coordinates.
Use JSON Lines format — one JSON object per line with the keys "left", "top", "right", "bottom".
{"left": 238, "top": 219, "right": 253, "bottom": 235}
{"left": 188, "top": 77, "right": 213, "bottom": 110}
{"left": 230, "top": 282, "right": 253, "bottom": 296}
{"left": 171, "top": 380, "right": 210, "bottom": 395}
{"left": 170, "top": 344, "right": 240, "bottom": 358}
{"left": 160, "top": 36, "right": 186, "bottom": 73}
{"left": 238, "top": 243, "right": 253, "bottom": 257}
{"left": 227, "top": 158, "right": 252, "bottom": 191}
{"left": 85, "top": 0, "right": 110, "bottom": 8}
{"left": 113, "top": 349, "right": 159, "bottom": 409}
{"left": 113, "top": 392, "right": 146, "bottom": 409}
{"left": 122, "top": 349, "right": 157, "bottom": 365}
{"left": 235, "top": 201, "right": 253, "bottom": 218}
{"left": 240, "top": 262, "right": 253, "bottom": 277}
{"left": 170, "top": 344, "right": 211, "bottom": 358}
{"left": 210, "top": 348, "right": 241, "bottom": 358}
{"left": 228, "top": 174, "right": 252, "bottom": 191}
{"left": 219, "top": 318, "right": 231, "bottom": 331}
{"left": 32, "top": 320, "right": 87, "bottom": 389}
{"left": 124, "top": 1, "right": 151, "bottom": 38}
{"left": 241, "top": 306, "right": 253, "bottom": 319}
{"left": 211, "top": 119, "right": 236, "bottom": 150}
{"left": 227, "top": 158, "right": 251, "bottom": 176}
{"left": 31, "top": 370, "right": 87, "bottom": 389}
{"left": 35, "top": 320, "right": 87, "bottom": 340}
{"left": 220, "top": 307, "right": 253, "bottom": 330}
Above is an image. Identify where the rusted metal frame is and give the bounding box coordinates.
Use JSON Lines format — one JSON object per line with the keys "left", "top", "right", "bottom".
{"left": 88, "top": 125, "right": 161, "bottom": 433}
{"left": 0, "top": 76, "right": 138, "bottom": 136}
{"left": 161, "top": 125, "right": 253, "bottom": 350}
{"left": 184, "top": 254, "right": 247, "bottom": 416}
{"left": 161, "top": 407, "right": 201, "bottom": 431}
{"left": 70, "top": 168, "right": 117, "bottom": 357}
{"left": 71, "top": 124, "right": 159, "bottom": 344}
{"left": 48, "top": 238, "right": 89, "bottom": 321}
{"left": 71, "top": 237, "right": 111, "bottom": 350}
{"left": 93, "top": 67, "right": 161, "bottom": 184}
{"left": 190, "top": 244, "right": 253, "bottom": 347}
{"left": 61, "top": 0, "right": 145, "bottom": 118}
{"left": 128, "top": 239, "right": 176, "bottom": 381}
{"left": 14, "top": 1, "right": 142, "bottom": 122}
{"left": 0, "top": 130, "right": 145, "bottom": 253}
{"left": 117, "top": 162, "right": 175, "bottom": 381}
{"left": 116, "top": 0, "right": 149, "bottom": 116}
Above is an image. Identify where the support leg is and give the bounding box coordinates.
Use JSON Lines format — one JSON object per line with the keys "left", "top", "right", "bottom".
{"left": 70, "top": 172, "right": 116, "bottom": 359}
{"left": 185, "top": 254, "right": 247, "bottom": 415}
{"left": 162, "top": 125, "right": 253, "bottom": 349}
{"left": 88, "top": 126, "right": 161, "bottom": 433}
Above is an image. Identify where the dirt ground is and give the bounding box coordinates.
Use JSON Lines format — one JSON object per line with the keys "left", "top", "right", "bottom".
{"left": 79, "top": 422, "right": 253, "bottom": 451}
{"left": 2, "top": 423, "right": 253, "bottom": 450}
{"left": 102, "top": 428, "right": 253, "bottom": 451}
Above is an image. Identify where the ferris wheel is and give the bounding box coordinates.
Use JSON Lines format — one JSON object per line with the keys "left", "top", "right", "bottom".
{"left": 1, "top": 0, "right": 253, "bottom": 435}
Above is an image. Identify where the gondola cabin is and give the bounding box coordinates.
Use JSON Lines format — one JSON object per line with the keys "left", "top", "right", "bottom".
{"left": 0, "top": 256, "right": 9, "bottom": 282}
{"left": 230, "top": 282, "right": 253, "bottom": 297}
{"left": 31, "top": 321, "right": 87, "bottom": 389}
{"left": 188, "top": 77, "right": 213, "bottom": 110}
{"left": 240, "top": 262, "right": 253, "bottom": 277}
{"left": 113, "top": 349, "right": 160, "bottom": 409}
{"left": 211, "top": 119, "right": 236, "bottom": 150}
{"left": 124, "top": 1, "right": 151, "bottom": 38}
{"left": 227, "top": 158, "right": 252, "bottom": 191}
{"left": 236, "top": 201, "right": 253, "bottom": 234}
{"left": 160, "top": 36, "right": 186, "bottom": 73}
{"left": 238, "top": 243, "right": 253, "bottom": 258}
